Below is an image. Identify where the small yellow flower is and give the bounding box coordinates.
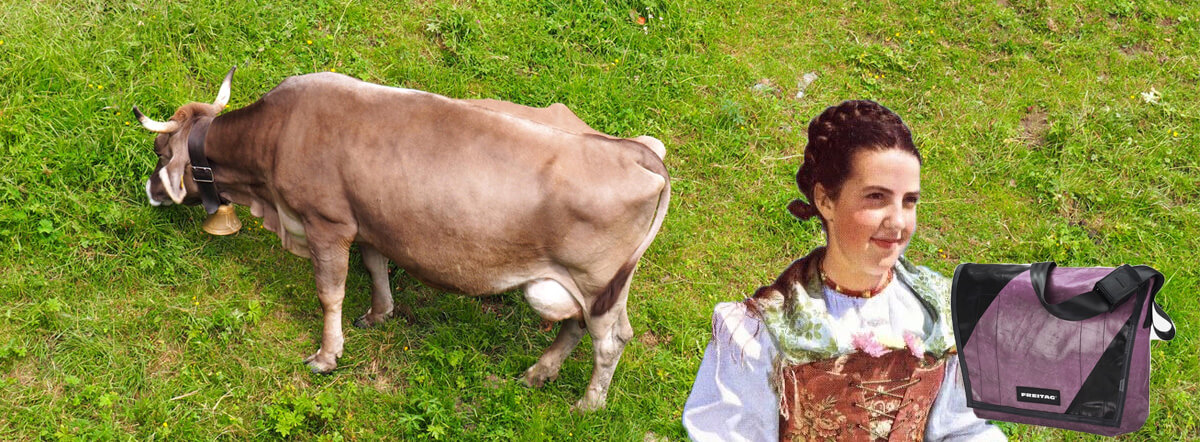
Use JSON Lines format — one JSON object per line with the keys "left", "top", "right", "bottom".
{"left": 162, "top": 422, "right": 168, "bottom": 427}
{"left": 98, "top": 85, "right": 103, "bottom": 90}
{"left": 331, "top": 68, "right": 337, "bottom": 72}
{"left": 125, "top": 121, "right": 130, "bottom": 125}
{"left": 404, "top": 346, "right": 409, "bottom": 351}
{"left": 894, "top": 32, "right": 900, "bottom": 37}
{"left": 907, "top": 40, "right": 912, "bottom": 44}
{"left": 307, "top": 40, "right": 313, "bottom": 45}
{"left": 1173, "top": 131, "right": 1179, "bottom": 136}
{"left": 88, "top": 84, "right": 94, "bottom": 88}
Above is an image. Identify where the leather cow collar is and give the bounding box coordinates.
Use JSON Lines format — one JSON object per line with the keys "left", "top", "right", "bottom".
{"left": 186, "top": 117, "right": 226, "bottom": 215}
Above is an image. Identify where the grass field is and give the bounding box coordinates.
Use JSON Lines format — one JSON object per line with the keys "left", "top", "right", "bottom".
{"left": 1, "top": 0, "right": 1197, "bottom": 439}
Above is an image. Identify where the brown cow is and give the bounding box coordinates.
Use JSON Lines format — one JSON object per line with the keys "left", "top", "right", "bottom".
{"left": 135, "top": 68, "right": 670, "bottom": 410}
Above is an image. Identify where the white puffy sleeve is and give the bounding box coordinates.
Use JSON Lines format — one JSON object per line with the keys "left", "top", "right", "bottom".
{"left": 682, "top": 302, "right": 779, "bottom": 442}
{"left": 925, "top": 355, "right": 1008, "bottom": 441}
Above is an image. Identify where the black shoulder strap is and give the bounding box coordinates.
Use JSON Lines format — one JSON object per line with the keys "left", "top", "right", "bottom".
{"left": 1030, "top": 263, "right": 1162, "bottom": 320}
{"left": 186, "top": 118, "right": 224, "bottom": 215}
{"left": 1031, "top": 262, "right": 1175, "bottom": 340}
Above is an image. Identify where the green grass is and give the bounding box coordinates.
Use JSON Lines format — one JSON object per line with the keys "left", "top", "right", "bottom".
{"left": 1, "top": 0, "right": 1197, "bottom": 439}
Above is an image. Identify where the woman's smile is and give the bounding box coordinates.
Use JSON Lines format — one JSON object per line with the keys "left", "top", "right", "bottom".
{"left": 870, "top": 237, "right": 904, "bottom": 249}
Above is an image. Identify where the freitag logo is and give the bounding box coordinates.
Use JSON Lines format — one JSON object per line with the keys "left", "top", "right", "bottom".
{"left": 1016, "top": 386, "right": 1061, "bottom": 405}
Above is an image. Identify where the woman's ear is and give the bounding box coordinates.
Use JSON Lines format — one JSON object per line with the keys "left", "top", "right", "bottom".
{"left": 814, "top": 183, "right": 835, "bottom": 222}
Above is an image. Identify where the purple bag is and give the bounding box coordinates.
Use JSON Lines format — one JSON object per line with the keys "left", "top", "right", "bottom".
{"left": 951, "top": 262, "right": 1175, "bottom": 436}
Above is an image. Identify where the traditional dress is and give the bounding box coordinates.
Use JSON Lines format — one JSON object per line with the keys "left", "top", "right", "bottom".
{"left": 683, "top": 248, "right": 1006, "bottom": 441}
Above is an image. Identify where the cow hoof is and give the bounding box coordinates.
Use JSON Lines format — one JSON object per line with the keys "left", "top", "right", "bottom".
{"left": 522, "top": 364, "right": 559, "bottom": 388}
{"left": 353, "top": 312, "right": 389, "bottom": 329}
{"left": 571, "top": 397, "right": 606, "bottom": 412}
{"left": 303, "top": 352, "right": 338, "bottom": 373}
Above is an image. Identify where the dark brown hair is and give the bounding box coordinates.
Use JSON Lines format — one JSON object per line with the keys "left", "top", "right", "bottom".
{"left": 787, "top": 100, "right": 921, "bottom": 221}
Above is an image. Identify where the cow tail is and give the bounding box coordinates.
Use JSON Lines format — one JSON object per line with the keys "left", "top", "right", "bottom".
{"left": 590, "top": 152, "right": 671, "bottom": 317}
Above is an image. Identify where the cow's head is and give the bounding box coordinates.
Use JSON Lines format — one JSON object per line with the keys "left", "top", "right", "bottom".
{"left": 137, "top": 67, "right": 235, "bottom": 207}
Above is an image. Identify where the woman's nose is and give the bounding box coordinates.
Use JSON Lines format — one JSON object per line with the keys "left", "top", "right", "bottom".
{"left": 882, "top": 204, "right": 906, "bottom": 232}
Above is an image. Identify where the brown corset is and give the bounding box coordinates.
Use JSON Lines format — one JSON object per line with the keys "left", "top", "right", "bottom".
{"left": 778, "top": 350, "right": 947, "bottom": 442}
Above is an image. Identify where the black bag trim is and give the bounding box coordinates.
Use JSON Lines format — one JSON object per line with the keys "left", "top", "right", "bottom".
{"left": 1064, "top": 302, "right": 1141, "bottom": 421}
{"left": 952, "top": 263, "right": 1028, "bottom": 349}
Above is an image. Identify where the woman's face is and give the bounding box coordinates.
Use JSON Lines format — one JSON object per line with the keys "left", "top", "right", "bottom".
{"left": 816, "top": 148, "right": 921, "bottom": 278}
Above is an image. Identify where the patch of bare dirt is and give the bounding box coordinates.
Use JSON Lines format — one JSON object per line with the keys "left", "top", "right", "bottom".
{"left": 638, "top": 330, "right": 672, "bottom": 350}
{"left": 479, "top": 298, "right": 506, "bottom": 318}
{"left": 1119, "top": 42, "right": 1153, "bottom": 56}
{"left": 8, "top": 358, "right": 41, "bottom": 391}
{"left": 148, "top": 346, "right": 183, "bottom": 379}
{"left": 1019, "top": 106, "right": 1049, "bottom": 148}
{"left": 1058, "top": 193, "right": 1105, "bottom": 245}
{"left": 364, "top": 358, "right": 398, "bottom": 392}
{"left": 483, "top": 374, "right": 504, "bottom": 389}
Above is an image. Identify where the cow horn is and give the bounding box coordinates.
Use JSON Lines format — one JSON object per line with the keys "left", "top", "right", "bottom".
{"left": 212, "top": 66, "right": 236, "bottom": 110}
{"left": 133, "top": 106, "right": 181, "bottom": 133}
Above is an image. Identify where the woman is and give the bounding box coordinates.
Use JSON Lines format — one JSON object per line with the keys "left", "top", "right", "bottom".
{"left": 683, "top": 100, "right": 1005, "bottom": 441}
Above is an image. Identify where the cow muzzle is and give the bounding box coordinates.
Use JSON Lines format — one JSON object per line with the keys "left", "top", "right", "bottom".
{"left": 145, "top": 175, "right": 171, "bottom": 206}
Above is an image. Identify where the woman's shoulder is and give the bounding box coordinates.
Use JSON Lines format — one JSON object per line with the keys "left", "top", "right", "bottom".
{"left": 750, "top": 248, "right": 824, "bottom": 304}
{"left": 711, "top": 301, "right": 761, "bottom": 331}
{"left": 707, "top": 301, "right": 774, "bottom": 363}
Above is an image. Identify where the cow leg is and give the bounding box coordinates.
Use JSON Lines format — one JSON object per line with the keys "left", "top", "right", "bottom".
{"left": 301, "top": 224, "right": 355, "bottom": 373}
{"left": 523, "top": 278, "right": 586, "bottom": 387}
{"left": 575, "top": 286, "right": 634, "bottom": 411}
{"left": 524, "top": 318, "right": 586, "bottom": 388}
{"left": 353, "top": 243, "right": 396, "bottom": 328}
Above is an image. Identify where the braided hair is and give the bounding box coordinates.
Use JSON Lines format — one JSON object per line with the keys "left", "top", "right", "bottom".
{"left": 788, "top": 100, "right": 921, "bottom": 222}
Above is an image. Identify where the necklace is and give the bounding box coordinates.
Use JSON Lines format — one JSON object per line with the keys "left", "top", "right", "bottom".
{"left": 819, "top": 265, "right": 894, "bottom": 299}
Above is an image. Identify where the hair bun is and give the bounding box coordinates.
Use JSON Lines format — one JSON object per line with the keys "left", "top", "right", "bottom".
{"left": 787, "top": 199, "right": 819, "bottom": 220}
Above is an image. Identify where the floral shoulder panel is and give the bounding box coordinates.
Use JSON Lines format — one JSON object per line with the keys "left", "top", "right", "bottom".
{"left": 751, "top": 248, "right": 956, "bottom": 366}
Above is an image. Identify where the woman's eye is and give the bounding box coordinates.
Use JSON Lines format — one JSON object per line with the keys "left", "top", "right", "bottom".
{"left": 904, "top": 197, "right": 920, "bottom": 205}
{"left": 867, "top": 193, "right": 884, "bottom": 200}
